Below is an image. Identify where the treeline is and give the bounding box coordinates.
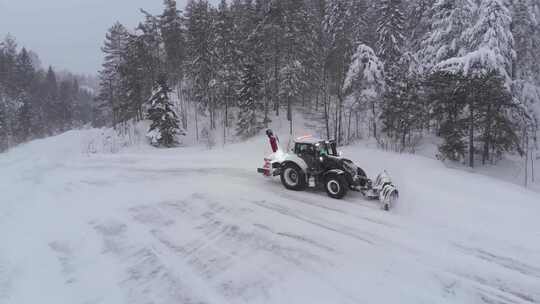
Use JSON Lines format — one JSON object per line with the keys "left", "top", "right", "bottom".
{"left": 96, "top": 0, "right": 540, "bottom": 167}
{"left": 0, "top": 35, "right": 94, "bottom": 152}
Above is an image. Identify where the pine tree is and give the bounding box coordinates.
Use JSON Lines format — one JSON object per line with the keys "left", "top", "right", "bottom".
{"left": 466, "top": 0, "right": 514, "bottom": 81}
{"left": 344, "top": 44, "right": 386, "bottom": 139}
{"left": 118, "top": 32, "right": 157, "bottom": 124}
{"left": 97, "top": 22, "right": 129, "bottom": 126}
{"left": 376, "top": 0, "right": 406, "bottom": 71}
{"left": 185, "top": 0, "right": 218, "bottom": 131}
{"left": 324, "top": 0, "right": 360, "bottom": 143}
{"left": 160, "top": 0, "right": 186, "bottom": 83}
{"left": 215, "top": 0, "right": 240, "bottom": 138}
{"left": 147, "top": 76, "right": 184, "bottom": 147}
{"left": 419, "top": 0, "right": 475, "bottom": 70}
{"left": 0, "top": 89, "right": 7, "bottom": 152}
{"left": 14, "top": 48, "right": 35, "bottom": 142}
{"left": 427, "top": 71, "right": 469, "bottom": 161}
{"left": 280, "top": 0, "right": 313, "bottom": 134}
{"left": 436, "top": 0, "right": 514, "bottom": 82}
{"left": 511, "top": 0, "right": 540, "bottom": 146}
{"left": 236, "top": 62, "right": 263, "bottom": 138}
{"left": 43, "top": 67, "right": 59, "bottom": 134}
{"left": 407, "top": 0, "right": 436, "bottom": 52}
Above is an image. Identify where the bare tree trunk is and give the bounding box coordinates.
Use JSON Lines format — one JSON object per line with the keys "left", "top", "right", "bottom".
{"left": 371, "top": 100, "right": 377, "bottom": 139}
{"left": 355, "top": 111, "right": 359, "bottom": 139}
{"left": 482, "top": 104, "right": 493, "bottom": 165}
{"left": 223, "top": 108, "right": 227, "bottom": 147}
{"left": 323, "top": 72, "right": 330, "bottom": 139}
{"left": 334, "top": 96, "right": 339, "bottom": 141}
{"left": 287, "top": 95, "right": 293, "bottom": 135}
{"left": 195, "top": 105, "right": 199, "bottom": 142}
{"left": 531, "top": 145, "right": 535, "bottom": 183}
{"left": 525, "top": 130, "right": 529, "bottom": 187}
{"left": 347, "top": 110, "right": 352, "bottom": 144}
{"left": 274, "top": 34, "right": 280, "bottom": 117}
{"left": 469, "top": 103, "right": 474, "bottom": 168}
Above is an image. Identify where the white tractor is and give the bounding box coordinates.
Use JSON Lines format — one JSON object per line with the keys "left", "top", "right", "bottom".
{"left": 258, "top": 132, "right": 399, "bottom": 210}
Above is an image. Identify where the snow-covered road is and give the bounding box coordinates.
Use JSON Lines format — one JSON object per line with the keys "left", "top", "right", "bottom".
{"left": 1, "top": 130, "right": 539, "bottom": 304}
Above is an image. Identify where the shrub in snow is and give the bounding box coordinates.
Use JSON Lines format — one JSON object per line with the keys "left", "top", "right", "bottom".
{"left": 146, "top": 77, "right": 185, "bottom": 147}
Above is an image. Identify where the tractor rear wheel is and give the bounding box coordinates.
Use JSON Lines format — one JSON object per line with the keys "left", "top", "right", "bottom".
{"left": 280, "top": 163, "right": 307, "bottom": 191}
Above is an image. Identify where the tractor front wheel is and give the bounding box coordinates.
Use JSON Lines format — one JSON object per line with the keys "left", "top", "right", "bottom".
{"left": 325, "top": 173, "right": 348, "bottom": 199}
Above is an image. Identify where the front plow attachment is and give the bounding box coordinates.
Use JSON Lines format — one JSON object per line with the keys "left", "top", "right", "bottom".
{"left": 372, "top": 171, "right": 399, "bottom": 211}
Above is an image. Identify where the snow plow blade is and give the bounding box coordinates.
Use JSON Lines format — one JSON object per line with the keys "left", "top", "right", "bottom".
{"left": 373, "top": 171, "right": 399, "bottom": 211}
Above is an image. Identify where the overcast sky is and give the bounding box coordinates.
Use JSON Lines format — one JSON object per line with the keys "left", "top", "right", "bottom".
{"left": 0, "top": 0, "right": 214, "bottom": 75}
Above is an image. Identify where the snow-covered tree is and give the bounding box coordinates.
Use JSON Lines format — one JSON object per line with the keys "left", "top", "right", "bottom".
{"left": 344, "top": 44, "right": 386, "bottom": 139}
{"left": 96, "top": 22, "right": 129, "bottom": 126}
{"left": 147, "top": 77, "right": 184, "bottom": 147}
{"left": 236, "top": 62, "right": 263, "bottom": 138}
{"left": 437, "top": 0, "right": 514, "bottom": 83}
{"left": 376, "top": 0, "right": 406, "bottom": 70}
{"left": 407, "top": 0, "right": 436, "bottom": 52}
{"left": 419, "top": 0, "right": 476, "bottom": 70}
{"left": 160, "top": 0, "right": 186, "bottom": 83}
{"left": 214, "top": 0, "right": 239, "bottom": 135}
{"left": 0, "top": 90, "right": 7, "bottom": 152}
{"left": 324, "top": 0, "right": 361, "bottom": 143}
{"left": 185, "top": 0, "right": 218, "bottom": 130}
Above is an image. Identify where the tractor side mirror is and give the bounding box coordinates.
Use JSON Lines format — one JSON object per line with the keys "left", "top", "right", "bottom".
{"left": 338, "top": 151, "right": 343, "bottom": 157}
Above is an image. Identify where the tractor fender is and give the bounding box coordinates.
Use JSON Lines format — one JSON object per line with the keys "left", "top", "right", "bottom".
{"left": 323, "top": 169, "right": 347, "bottom": 179}
{"left": 280, "top": 154, "right": 309, "bottom": 173}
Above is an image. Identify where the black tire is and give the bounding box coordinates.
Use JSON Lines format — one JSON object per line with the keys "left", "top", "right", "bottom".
{"left": 325, "top": 173, "right": 348, "bottom": 199}
{"left": 280, "top": 163, "right": 307, "bottom": 191}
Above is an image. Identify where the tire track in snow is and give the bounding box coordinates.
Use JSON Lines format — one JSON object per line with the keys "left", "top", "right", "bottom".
{"left": 454, "top": 244, "right": 540, "bottom": 280}
{"left": 449, "top": 244, "right": 540, "bottom": 304}
{"left": 451, "top": 272, "right": 538, "bottom": 304}
{"left": 122, "top": 194, "right": 344, "bottom": 303}
{"left": 92, "top": 218, "right": 222, "bottom": 304}
{"left": 267, "top": 184, "right": 400, "bottom": 229}
{"left": 250, "top": 199, "right": 376, "bottom": 246}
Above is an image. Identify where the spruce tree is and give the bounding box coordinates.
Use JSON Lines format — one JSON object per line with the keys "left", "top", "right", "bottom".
{"left": 215, "top": 0, "right": 238, "bottom": 133}
{"left": 185, "top": 0, "right": 218, "bottom": 130}
{"left": 236, "top": 62, "right": 263, "bottom": 138}
{"left": 147, "top": 76, "right": 184, "bottom": 147}
{"left": 97, "top": 23, "right": 129, "bottom": 126}
{"left": 344, "top": 44, "right": 386, "bottom": 139}
{"left": 376, "top": 0, "right": 406, "bottom": 72}
{"left": 160, "top": 0, "right": 186, "bottom": 83}
{"left": 419, "top": 0, "right": 475, "bottom": 70}
{"left": 14, "top": 48, "right": 35, "bottom": 142}
{"left": 0, "top": 90, "right": 7, "bottom": 152}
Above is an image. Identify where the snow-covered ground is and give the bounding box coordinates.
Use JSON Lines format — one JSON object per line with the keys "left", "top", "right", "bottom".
{"left": 1, "top": 122, "right": 540, "bottom": 304}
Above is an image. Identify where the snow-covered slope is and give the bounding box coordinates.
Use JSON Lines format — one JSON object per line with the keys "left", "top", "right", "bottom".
{"left": 1, "top": 128, "right": 539, "bottom": 304}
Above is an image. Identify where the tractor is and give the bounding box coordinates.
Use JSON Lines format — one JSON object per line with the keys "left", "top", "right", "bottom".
{"left": 258, "top": 132, "right": 399, "bottom": 210}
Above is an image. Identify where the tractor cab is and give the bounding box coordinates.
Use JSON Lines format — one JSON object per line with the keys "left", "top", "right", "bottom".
{"left": 292, "top": 136, "right": 342, "bottom": 174}
{"left": 293, "top": 136, "right": 339, "bottom": 158}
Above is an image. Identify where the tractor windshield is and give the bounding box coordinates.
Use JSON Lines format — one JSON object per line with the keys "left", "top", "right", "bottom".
{"left": 318, "top": 144, "right": 329, "bottom": 156}
{"left": 317, "top": 142, "right": 337, "bottom": 157}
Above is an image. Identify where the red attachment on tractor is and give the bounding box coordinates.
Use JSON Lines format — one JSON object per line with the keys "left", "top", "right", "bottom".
{"left": 262, "top": 158, "right": 272, "bottom": 176}
{"left": 266, "top": 129, "right": 279, "bottom": 153}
